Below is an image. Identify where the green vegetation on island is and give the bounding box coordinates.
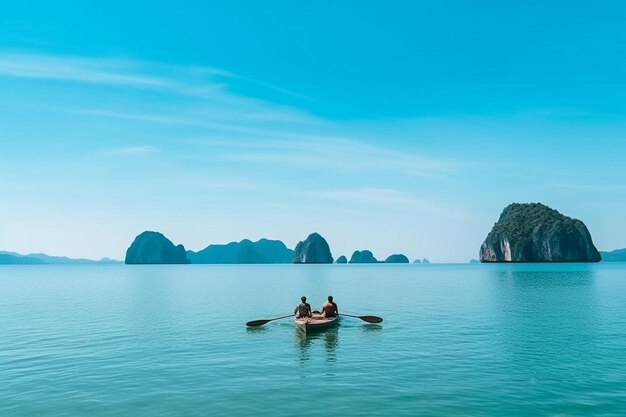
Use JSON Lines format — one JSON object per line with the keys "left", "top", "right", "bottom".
{"left": 480, "top": 203, "right": 601, "bottom": 262}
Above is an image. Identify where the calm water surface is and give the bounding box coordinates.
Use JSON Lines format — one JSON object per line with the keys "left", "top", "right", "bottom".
{"left": 2, "top": 263, "right": 626, "bottom": 416}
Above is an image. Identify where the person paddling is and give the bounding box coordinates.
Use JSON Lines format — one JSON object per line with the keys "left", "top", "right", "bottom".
{"left": 321, "top": 295, "right": 338, "bottom": 318}
{"left": 294, "top": 296, "right": 312, "bottom": 319}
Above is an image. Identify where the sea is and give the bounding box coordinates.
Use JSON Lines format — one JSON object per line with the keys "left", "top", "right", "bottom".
{"left": 1, "top": 263, "right": 626, "bottom": 416}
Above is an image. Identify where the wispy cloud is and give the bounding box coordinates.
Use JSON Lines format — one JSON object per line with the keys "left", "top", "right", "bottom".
{"left": 301, "top": 188, "right": 469, "bottom": 217}
{"left": 191, "top": 137, "right": 453, "bottom": 177}
{"left": 0, "top": 52, "right": 194, "bottom": 93}
{"left": 1, "top": 51, "right": 455, "bottom": 179}
{"left": 0, "top": 51, "right": 316, "bottom": 106}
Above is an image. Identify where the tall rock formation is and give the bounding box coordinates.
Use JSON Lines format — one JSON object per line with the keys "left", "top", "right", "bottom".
{"left": 292, "top": 233, "right": 333, "bottom": 263}
{"left": 125, "top": 231, "right": 189, "bottom": 264}
{"left": 385, "top": 254, "right": 409, "bottom": 263}
{"left": 479, "top": 203, "right": 601, "bottom": 263}
{"left": 349, "top": 250, "right": 379, "bottom": 263}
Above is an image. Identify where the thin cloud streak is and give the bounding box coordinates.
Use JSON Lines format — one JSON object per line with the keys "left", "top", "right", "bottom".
{"left": 302, "top": 188, "right": 469, "bottom": 218}
{"left": 2, "top": 51, "right": 455, "bottom": 179}
{"left": 195, "top": 138, "right": 454, "bottom": 177}
{"left": 0, "top": 52, "right": 455, "bottom": 179}
{"left": 0, "top": 52, "right": 316, "bottom": 107}
{"left": 0, "top": 52, "right": 237, "bottom": 99}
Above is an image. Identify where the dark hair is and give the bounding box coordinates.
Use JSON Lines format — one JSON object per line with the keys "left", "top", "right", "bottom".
{"left": 301, "top": 296, "right": 307, "bottom": 302}
{"left": 328, "top": 295, "right": 333, "bottom": 301}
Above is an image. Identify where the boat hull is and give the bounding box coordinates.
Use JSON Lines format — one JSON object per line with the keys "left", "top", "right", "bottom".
{"left": 295, "top": 316, "right": 339, "bottom": 333}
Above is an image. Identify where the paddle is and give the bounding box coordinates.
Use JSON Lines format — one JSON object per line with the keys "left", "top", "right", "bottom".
{"left": 339, "top": 313, "right": 383, "bottom": 323}
{"left": 246, "top": 314, "right": 293, "bottom": 327}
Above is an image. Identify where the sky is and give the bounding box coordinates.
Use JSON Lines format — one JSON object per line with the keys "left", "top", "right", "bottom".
{"left": 1, "top": 1, "right": 626, "bottom": 262}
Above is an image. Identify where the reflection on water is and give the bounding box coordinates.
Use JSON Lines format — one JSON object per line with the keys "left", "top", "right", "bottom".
{"left": 246, "top": 326, "right": 269, "bottom": 334}
{"left": 362, "top": 323, "right": 383, "bottom": 332}
{"left": 294, "top": 322, "right": 382, "bottom": 367}
{"left": 488, "top": 266, "right": 599, "bottom": 383}
{"left": 295, "top": 327, "right": 339, "bottom": 363}
{"left": 9, "top": 264, "right": 626, "bottom": 417}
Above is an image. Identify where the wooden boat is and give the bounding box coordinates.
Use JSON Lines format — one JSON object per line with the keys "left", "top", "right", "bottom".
{"left": 295, "top": 315, "right": 339, "bottom": 333}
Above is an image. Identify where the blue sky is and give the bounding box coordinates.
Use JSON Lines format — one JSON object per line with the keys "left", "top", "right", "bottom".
{"left": 1, "top": 1, "right": 625, "bottom": 261}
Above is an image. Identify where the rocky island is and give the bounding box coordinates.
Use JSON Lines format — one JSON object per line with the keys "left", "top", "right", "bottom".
{"left": 385, "top": 254, "right": 409, "bottom": 263}
{"left": 292, "top": 233, "right": 334, "bottom": 263}
{"left": 479, "top": 203, "right": 601, "bottom": 263}
{"left": 349, "top": 250, "right": 379, "bottom": 263}
{"left": 336, "top": 255, "right": 348, "bottom": 264}
{"left": 125, "top": 231, "right": 189, "bottom": 264}
{"left": 187, "top": 238, "right": 292, "bottom": 264}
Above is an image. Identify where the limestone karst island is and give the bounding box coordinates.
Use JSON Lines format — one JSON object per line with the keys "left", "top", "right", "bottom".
{"left": 123, "top": 231, "right": 421, "bottom": 265}
{"left": 479, "top": 203, "right": 601, "bottom": 263}
{"left": 121, "top": 202, "right": 607, "bottom": 265}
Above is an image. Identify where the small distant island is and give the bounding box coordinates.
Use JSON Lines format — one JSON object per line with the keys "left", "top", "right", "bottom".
{"left": 385, "top": 254, "right": 409, "bottom": 263}
{"left": 479, "top": 203, "right": 601, "bottom": 263}
{"left": 0, "top": 251, "right": 122, "bottom": 265}
{"left": 600, "top": 249, "right": 626, "bottom": 262}
{"left": 349, "top": 250, "right": 379, "bottom": 263}
{"left": 119, "top": 231, "right": 428, "bottom": 265}
{"left": 188, "top": 239, "right": 293, "bottom": 264}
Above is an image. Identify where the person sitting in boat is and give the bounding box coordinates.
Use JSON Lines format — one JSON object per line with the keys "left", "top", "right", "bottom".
{"left": 294, "top": 296, "right": 312, "bottom": 319}
{"left": 320, "top": 295, "right": 338, "bottom": 318}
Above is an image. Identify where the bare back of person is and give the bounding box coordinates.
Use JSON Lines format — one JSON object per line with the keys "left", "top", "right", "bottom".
{"left": 321, "top": 301, "right": 338, "bottom": 318}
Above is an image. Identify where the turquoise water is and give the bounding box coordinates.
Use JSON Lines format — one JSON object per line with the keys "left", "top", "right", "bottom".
{"left": 2, "top": 263, "right": 626, "bottom": 416}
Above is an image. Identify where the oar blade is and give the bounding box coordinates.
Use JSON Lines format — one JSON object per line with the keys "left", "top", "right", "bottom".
{"left": 360, "top": 315, "right": 383, "bottom": 323}
{"left": 246, "top": 314, "right": 293, "bottom": 327}
{"left": 246, "top": 319, "right": 270, "bottom": 327}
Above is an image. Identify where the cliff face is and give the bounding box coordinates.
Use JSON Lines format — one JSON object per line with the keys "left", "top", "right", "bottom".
{"left": 125, "top": 231, "right": 189, "bottom": 264}
{"left": 479, "top": 203, "right": 601, "bottom": 263}
{"left": 187, "top": 239, "right": 293, "bottom": 264}
{"left": 349, "top": 250, "right": 379, "bottom": 263}
{"left": 292, "top": 233, "right": 333, "bottom": 263}
{"left": 385, "top": 254, "right": 409, "bottom": 263}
